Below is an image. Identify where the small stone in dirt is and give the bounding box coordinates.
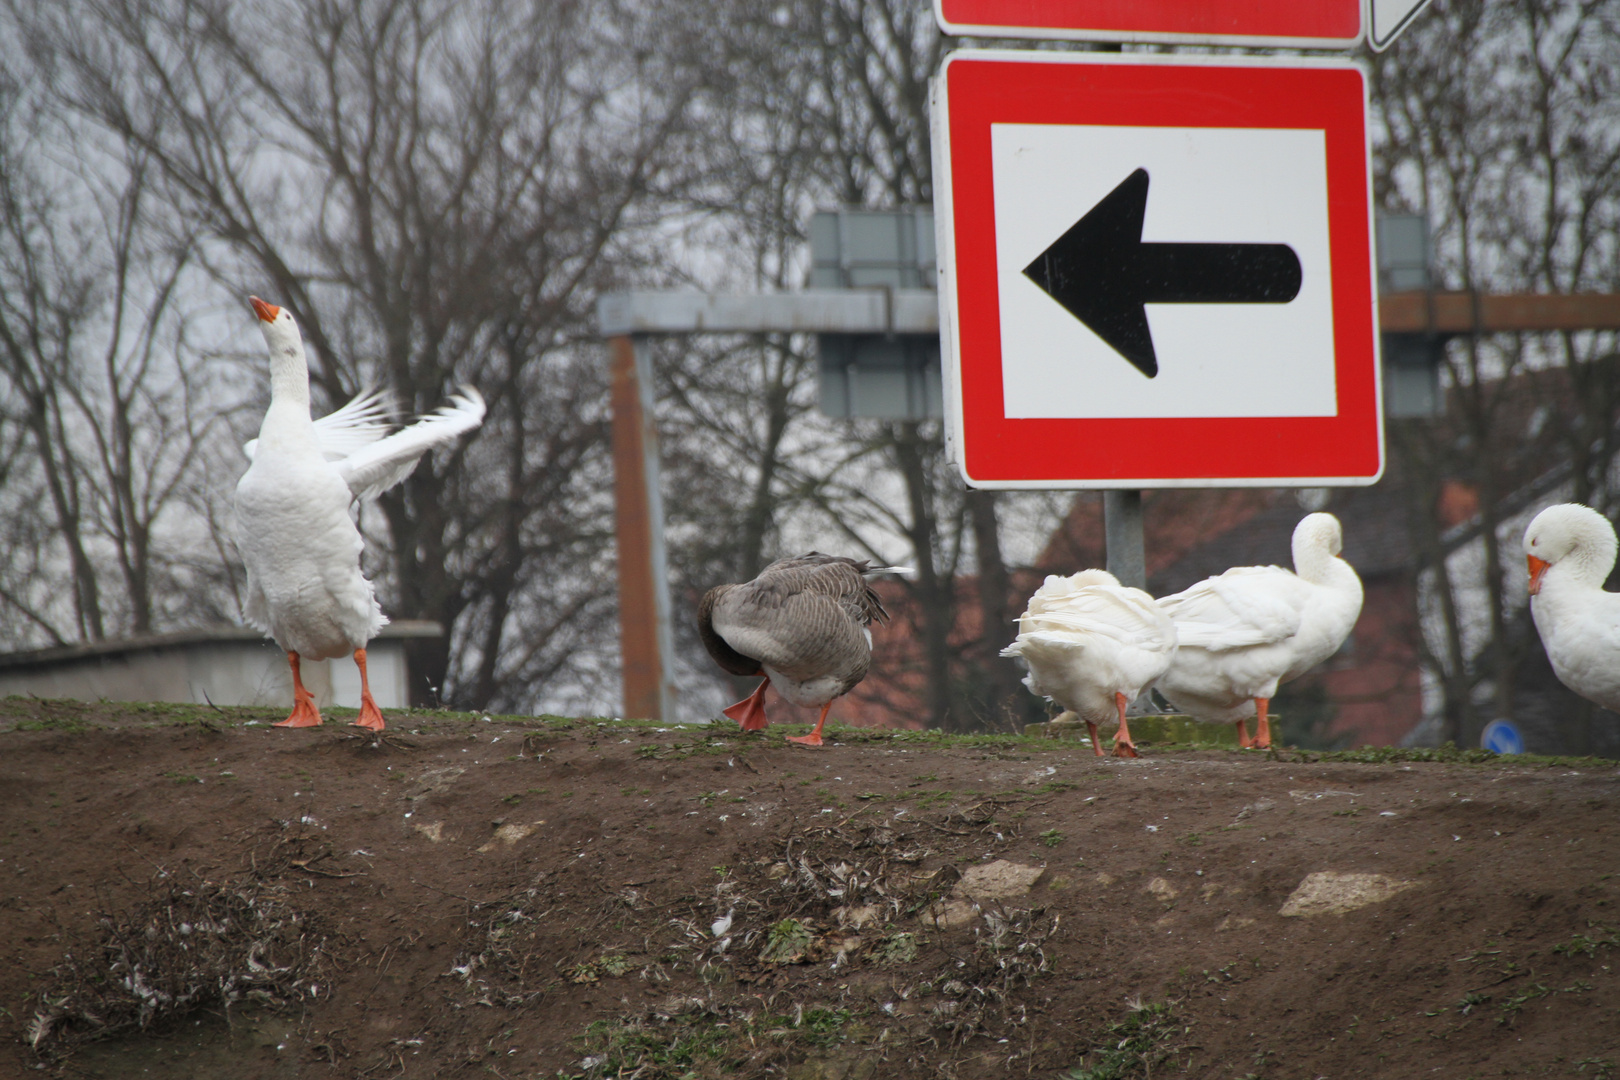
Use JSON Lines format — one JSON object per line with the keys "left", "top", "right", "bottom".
{"left": 476, "top": 822, "right": 539, "bottom": 852}
{"left": 954, "top": 859, "right": 1044, "bottom": 901}
{"left": 920, "top": 899, "right": 977, "bottom": 929}
{"left": 413, "top": 821, "right": 445, "bottom": 843}
{"left": 1145, "top": 877, "right": 1179, "bottom": 902}
{"left": 834, "top": 903, "right": 881, "bottom": 929}
{"left": 1235, "top": 799, "right": 1275, "bottom": 820}
{"left": 1278, "top": 871, "right": 1422, "bottom": 917}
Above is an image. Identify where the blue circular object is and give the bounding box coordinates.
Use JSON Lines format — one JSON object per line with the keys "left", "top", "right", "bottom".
{"left": 1481, "top": 719, "right": 1524, "bottom": 755}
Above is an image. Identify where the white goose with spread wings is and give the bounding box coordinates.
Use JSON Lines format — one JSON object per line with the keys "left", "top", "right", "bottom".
{"left": 698, "top": 553, "right": 901, "bottom": 746}
{"left": 234, "top": 296, "right": 484, "bottom": 731}
{"left": 1154, "top": 512, "right": 1362, "bottom": 749}
{"left": 1002, "top": 569, "right": 1177, "bottom": 758}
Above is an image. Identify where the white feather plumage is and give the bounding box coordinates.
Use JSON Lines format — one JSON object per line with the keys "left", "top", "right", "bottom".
{"left": 1524, "top": 503, "right": 1620, "bottom": 713}
{"left": 1154, "top": 513, "right": 1362, "bottom": 741}
{"left": 1002, "top": 569, "right": 1176, "bottom": 755}
{"left": 234, "top": 300, "right": 484, "bottom": 664}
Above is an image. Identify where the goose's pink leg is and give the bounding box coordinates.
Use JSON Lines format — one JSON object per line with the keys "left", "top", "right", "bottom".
{"left": 1234, "top": 717, "right": 1252, "bottom": 748}
{"left": 1252, "top": 698, "right": 1273, "bottom": 750}
{"left": 1111, "top": 691, "right": 1140, "bottom": 758}
{"left": 723, "top": 679, "right": 770, "bottom": 731}
{"left": 351, "top": 648, "right": 386, "bottom": 731}
{"left": 787, "top": 702, "right": 833, "bottom": 747}
{"left": 274, "top": 652, "right": 323, "bottom": 728}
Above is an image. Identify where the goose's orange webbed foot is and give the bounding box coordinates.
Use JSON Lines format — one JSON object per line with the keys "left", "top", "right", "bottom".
{"left": 786, "top": 702, "right": 833, "bottom": 747}
{"left": 274, "top": 652, "right": 323, "bottom": 728}
{"left": 723, "top": 679, "right": 770, "bottom": 732}
{"left": 349, "top": 648, "right": 386, "bottom": 730}
{"left": 1111, "top": 692, "right": 1140, "bottom": 757}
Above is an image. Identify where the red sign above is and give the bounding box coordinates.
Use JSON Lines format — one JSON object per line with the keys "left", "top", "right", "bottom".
{"left": 934, "top": 0, "right": 1363, "bottom": 47}
{"left": 932, "top": 52, "right": 1383, "bottom": 489}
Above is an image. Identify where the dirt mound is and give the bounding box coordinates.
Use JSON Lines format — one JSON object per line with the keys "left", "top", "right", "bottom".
{"left": 2, "top": 697, "right": 1618, "bottom": 1078}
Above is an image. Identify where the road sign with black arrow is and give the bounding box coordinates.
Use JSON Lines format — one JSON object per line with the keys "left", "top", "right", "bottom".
{"left": 1022, "top": 168, "right": 1302, "bottom": 378}
{"left": 932, "top": 50, "right": 1382, "bottom": 488}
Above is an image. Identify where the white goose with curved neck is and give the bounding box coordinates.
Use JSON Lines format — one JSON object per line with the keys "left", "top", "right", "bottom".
{"left": 1154, "top": 512, "right": 1364, "bottom": 745}
{"left": 1524, "top": 503, "right": 1620, "bottom": 713}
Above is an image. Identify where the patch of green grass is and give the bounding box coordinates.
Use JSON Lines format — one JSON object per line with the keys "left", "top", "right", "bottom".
{"left": 1061, "top": 1001, "right": 1187, "bottom": 1079}
{"left": 1274, "top": 742, "right": 1620, "bottom": 769}
{"left": 1553, "top": 928, "right": 1618, "bottom": 958}
{"left": 13, "top": 717, "right": 92, "bottom": 733}
{"left": 1028, "top": 779, "right": 1080, "bottom": 795}
{"left": 1497, "top": 980, "right": 1592, "bottom": 1025}
{"left": 569, "top": 953, "right": 635, "bottom": 983}
{"left": 161, "top": 771, "right": 201, "bottom": 785}
{"left": 760, "top": 919, "right": 814, "bottom": 964}
{"left": 873, "top": 932, "right": 919, "bottom": 965}
{"left": 580, "top": 1005, "right": 852, "bottom": 1078}
{"left": 1039, "top": 828, "right": 1064, "bottom": 848}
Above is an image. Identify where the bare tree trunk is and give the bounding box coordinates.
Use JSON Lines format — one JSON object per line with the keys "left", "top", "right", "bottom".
{"left": 891, "top": 422, "right": 952, "bottom": 729}
{"left": 967, "top": 488, "right": 1021, "bottom": 725}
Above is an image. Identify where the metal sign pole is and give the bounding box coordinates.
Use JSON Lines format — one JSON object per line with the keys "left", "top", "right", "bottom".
{"left": 1103, "top": 489, "right": 1146, "bottom": 590}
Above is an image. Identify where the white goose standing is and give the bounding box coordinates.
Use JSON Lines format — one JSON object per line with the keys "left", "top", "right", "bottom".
{"left": 1523, "top": 503, "right": 1620, "bottom": 712}
{"left": 235, "top": 296, "right": 484, "bottom": 730}
{"left": 1154, "top": 512, "right": 1362, "bottom": 749}
{"left": 1001, "top": 569, "right": 1177, "bottom": 758}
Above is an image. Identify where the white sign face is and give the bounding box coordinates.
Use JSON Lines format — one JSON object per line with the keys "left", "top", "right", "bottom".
{"left": 991, "top": 123, "right": 1334, "bottom": 420}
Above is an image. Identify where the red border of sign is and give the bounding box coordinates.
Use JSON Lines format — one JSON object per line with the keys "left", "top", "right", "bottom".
{"left": 934, "top": 0, "right": 1363, "bottom": 47}
{"left": 934, "top": 52, "right": 1382, "bottom": 488}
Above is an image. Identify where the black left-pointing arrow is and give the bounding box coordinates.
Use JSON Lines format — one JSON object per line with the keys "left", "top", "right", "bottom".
{"left": 1022, "top": 167, "right": 1302, "bottom": 379}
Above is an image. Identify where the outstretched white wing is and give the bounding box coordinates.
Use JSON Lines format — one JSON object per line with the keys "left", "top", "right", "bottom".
{"left": 334, "top": 386, "right": 485, "bottom": 502}
{"left": 243, "top": 388, "right": 396, "bottom": 461}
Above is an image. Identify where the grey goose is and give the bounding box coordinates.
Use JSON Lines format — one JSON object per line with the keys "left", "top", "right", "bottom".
{"left": 698, "top": 553, "right": 901, "bottom": 746}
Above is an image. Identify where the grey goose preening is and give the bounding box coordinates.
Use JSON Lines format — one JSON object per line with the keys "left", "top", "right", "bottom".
{"left": 697, "top": 553, "right": 903, "bottom": 746}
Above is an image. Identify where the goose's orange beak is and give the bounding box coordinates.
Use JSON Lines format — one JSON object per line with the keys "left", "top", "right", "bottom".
{"left": 1527, "top": 554, "right": 1550, "bottom": 596}
{"left": 249, "top": 296, "right": 281, "bottom": 322}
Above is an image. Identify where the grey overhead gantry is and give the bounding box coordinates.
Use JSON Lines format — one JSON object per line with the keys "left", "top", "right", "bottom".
{"left": 595, "top": 209, "right": 940, "bottom": 722}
